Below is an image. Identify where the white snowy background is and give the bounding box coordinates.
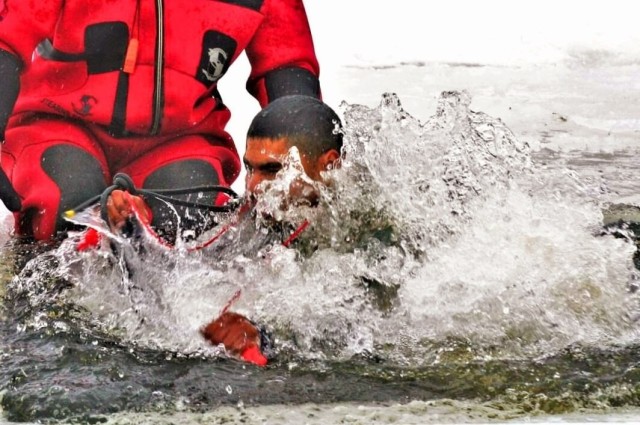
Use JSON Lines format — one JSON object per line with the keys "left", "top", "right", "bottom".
{"left": 222, "top": 0, "right": 640, "bottom": 191}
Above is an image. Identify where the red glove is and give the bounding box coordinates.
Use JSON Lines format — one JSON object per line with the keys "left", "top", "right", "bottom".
{"left": 201, "top": 311, "right": 268, "bottom": 366}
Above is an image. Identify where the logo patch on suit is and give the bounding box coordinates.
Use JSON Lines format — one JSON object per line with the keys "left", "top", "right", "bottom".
{"left": 202, "top": 48, "right": 228, "bottom": 82}
{"left": 72, "top": 95, "right": 98, "bottom": 116}
{"left": 197, "top": 31, "right": 237, "bottom": 87}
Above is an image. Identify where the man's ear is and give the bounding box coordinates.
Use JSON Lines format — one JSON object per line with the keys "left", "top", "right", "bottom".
{"left": 318, "top": 149, "right": 341, "bottom": 171}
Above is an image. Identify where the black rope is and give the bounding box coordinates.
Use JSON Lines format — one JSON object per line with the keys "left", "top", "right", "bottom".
{"left": 64, "top": 172, "right": 240, "bottom": 224}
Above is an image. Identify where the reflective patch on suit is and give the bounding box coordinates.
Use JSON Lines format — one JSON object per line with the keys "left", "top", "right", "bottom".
{"left": 144, "top": 159, "right": 221, "bottom": 239}
{"left": 41, "top": 145, "right": 107, "bottom": 230}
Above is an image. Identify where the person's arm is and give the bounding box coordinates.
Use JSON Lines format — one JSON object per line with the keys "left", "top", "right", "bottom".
{"left": 201, "top": 311, "right": 268, "bottom": 366}
{"left": 0, "top": 1, "right": 63, "bottom": 59}
{"left": 245, "top": 0, "right": 321, "bottom": 106}
{"left": 0, "top": 49, "right": 22, "bottom": 211}
{"left": 0, "top": 0, "right": 64, "bottom": 134}
{"left": 0, "top": 49, "right": 20, "bottom": 138}
{"left": 0, "top": 1, "right": 63, "bottom": 211}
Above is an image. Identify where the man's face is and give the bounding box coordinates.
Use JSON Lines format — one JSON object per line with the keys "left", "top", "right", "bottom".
{"left": 243, "top": 137, "right": 323, "bottom": 196}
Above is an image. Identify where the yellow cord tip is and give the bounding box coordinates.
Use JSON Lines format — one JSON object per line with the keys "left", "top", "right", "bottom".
{"left": 63, "top": 210, "right": 76, "bottom": 218}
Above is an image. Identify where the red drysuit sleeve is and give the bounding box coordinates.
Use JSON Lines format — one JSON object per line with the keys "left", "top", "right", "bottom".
{"left": 245, "top": 0, "right": 321, "bottom": 106}
{"left": 0, "top": 0, "right": 63, "bottom": 66}
{"left": 0, "top": 1, "right": 63, "bottom": 136}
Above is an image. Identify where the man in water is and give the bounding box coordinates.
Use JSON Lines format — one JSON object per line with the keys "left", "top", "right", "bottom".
{"left": 201, "top": 95, "right": 343, "bottom": 364}
{"left": 108, "top": 95, "right": 344, "bottom": 365}
{"left": 0, "top": 0, "right": 321, "bottom": 242}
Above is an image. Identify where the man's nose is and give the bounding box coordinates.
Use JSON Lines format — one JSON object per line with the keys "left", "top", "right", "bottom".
{"left": 246, "top": 173, "right": 262, "bottom": 194}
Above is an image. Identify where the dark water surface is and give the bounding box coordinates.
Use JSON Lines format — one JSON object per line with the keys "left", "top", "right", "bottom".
{"left": 3, "top": 278, "right": 640, "bottom": 424}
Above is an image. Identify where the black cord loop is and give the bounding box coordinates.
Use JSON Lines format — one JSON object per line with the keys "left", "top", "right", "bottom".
{"left": 64, "top": 172, "right": 240, "bottom": 225}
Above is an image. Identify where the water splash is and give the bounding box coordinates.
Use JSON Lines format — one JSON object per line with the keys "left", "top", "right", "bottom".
{"left": 6, "top": 91, "right": 639, "bottom": 367}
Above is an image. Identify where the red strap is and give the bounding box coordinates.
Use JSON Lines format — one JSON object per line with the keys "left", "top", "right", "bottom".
{"left": 220, "top": 289, "right": 242, "bottom": 315}
{"left": 282, "top": 219, "right": 310, "bottom": 247}
{"left": 187, "top": 223, "right": 232, "bottom": 252}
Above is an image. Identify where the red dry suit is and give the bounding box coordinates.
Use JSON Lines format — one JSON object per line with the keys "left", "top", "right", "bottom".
{"left": 0, "top": 0, "right": 320, "bottom": 240}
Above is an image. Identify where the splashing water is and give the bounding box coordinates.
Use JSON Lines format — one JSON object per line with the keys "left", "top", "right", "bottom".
{"left": 5, "top": 91, "right": 639, "bottom": 368}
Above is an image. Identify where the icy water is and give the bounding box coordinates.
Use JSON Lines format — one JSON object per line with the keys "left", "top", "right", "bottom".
{"left": 3, "top": 61, "right": 640, "bottom": 424}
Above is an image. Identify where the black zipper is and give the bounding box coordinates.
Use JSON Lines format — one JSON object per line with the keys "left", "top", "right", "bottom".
{"left": 150, "top": 0, "right": 164, "bottom": 135}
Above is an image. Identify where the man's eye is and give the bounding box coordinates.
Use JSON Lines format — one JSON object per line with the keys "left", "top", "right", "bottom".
{"left": 264, "top": 164, "right": 282, "bottom": 174}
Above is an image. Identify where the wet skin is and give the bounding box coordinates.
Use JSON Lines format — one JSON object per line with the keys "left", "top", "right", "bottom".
{"left": 106, "top": 190, "right": 152, "bottom": 230}
{"left": 243, "top": 136, "right": 340, "bottom": 203}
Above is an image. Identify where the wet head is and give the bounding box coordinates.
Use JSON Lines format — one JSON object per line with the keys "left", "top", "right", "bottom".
{"left": 243, "top": 95, "right": 343, "bottom": 204}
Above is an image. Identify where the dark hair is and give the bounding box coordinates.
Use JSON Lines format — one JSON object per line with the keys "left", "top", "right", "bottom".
{"left": 247, "top": 95, "right": 343, "bottom": 158}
